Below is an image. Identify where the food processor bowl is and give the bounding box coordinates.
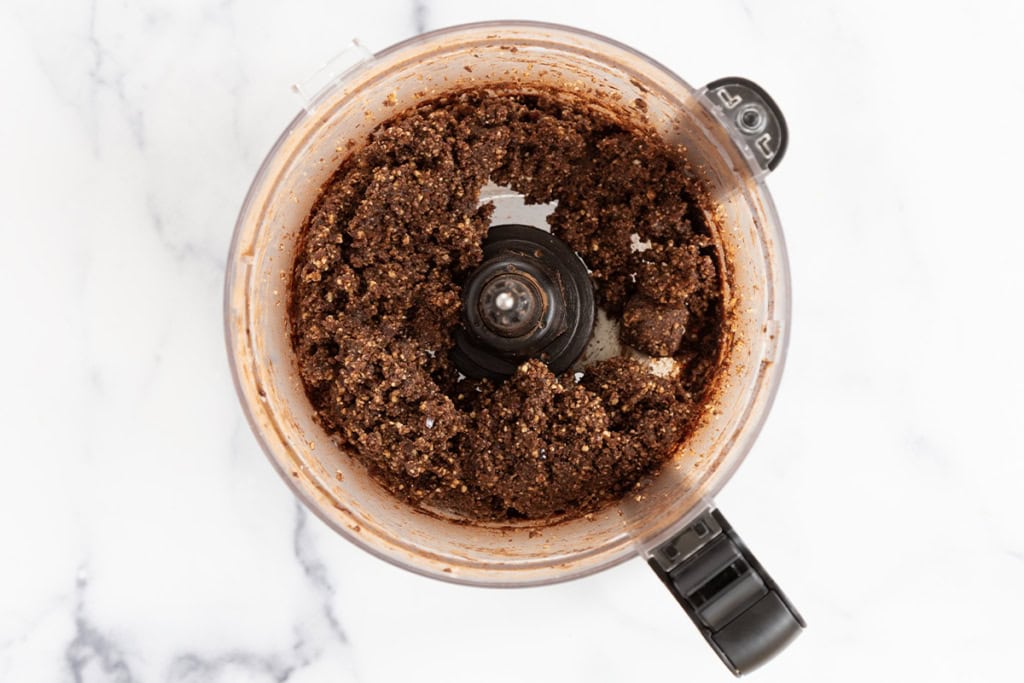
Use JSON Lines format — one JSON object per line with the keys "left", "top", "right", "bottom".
{"left": 225, "top": 21, "right": 801, "bottom": 674}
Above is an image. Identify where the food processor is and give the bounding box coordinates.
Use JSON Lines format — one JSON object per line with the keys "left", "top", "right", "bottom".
{"left": 225, "top": 21, "right": 802, "bottom": 675}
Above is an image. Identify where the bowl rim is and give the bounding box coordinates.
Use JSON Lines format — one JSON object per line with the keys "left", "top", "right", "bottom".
{"left": 223, "top": 20, "right": 792, "bottom": 587}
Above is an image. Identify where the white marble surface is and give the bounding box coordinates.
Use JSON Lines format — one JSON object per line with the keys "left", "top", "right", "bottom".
{"left": 2, "top": 0, "right": 1023, "bottom": 680}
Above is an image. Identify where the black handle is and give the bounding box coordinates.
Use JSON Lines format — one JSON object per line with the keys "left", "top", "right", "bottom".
{"left": 703, "top": 77, "right": 788, "bottom": 172}
{"left": 648, "top": 508, "right": 804, "bottom": 675}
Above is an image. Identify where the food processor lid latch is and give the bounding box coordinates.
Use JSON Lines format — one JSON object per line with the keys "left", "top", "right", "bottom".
{"left": 701, "top": 77, "right": 789, "bottom": 174}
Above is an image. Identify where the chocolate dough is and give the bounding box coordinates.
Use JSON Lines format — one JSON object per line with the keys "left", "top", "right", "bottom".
{"left": 290, "top": 89, "right": 723, "bottom": 522}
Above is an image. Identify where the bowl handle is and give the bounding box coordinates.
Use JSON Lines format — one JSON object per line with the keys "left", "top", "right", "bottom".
{"left": 646, "top": 507, "right": 804, "bottom": 675}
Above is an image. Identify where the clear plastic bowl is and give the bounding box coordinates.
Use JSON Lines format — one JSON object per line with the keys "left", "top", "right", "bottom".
{"left": 224, "top": 21, "right": 790, "bottom": 587}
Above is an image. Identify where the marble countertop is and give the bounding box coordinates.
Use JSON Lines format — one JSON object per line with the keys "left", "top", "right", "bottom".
{"left": 2, "top": 1, "right": 1022, "bottom": 680}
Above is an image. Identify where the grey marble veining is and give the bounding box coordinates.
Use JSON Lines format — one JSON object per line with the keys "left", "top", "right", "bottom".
{"left": 66, "top": 573, "right": 136, "bottom": 683}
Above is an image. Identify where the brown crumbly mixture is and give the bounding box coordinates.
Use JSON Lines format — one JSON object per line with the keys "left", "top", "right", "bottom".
{"left": 290, "top": 89, "right": 723, "bottom": 522}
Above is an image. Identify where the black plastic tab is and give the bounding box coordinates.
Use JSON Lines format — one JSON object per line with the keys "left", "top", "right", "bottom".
{"left": 703, "top": 77, "right": 788, "bottom": 172}
{"left": 648, "top": 508, "right": 804, "bottom": 675}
